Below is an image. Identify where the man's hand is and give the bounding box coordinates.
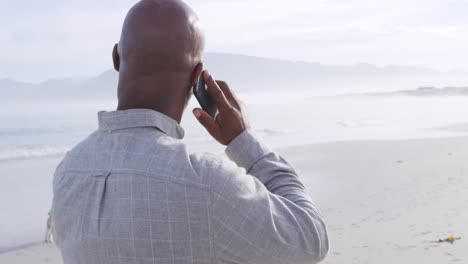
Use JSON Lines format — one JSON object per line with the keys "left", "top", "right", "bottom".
{"left": 193, "top": 71, "right": 250, "bottom": 146}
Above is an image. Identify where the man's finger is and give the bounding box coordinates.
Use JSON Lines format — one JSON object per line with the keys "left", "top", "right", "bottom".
{"left": 216, "top": 80, "right": 240, "bottom": 110}
{"left": 193, "top": 108, "right": 220, "bottom": 138}
{"left": 204, "top": 71, "right": 230, "bottom": 112}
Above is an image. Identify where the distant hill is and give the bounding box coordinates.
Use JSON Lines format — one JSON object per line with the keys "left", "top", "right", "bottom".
{"left": 401, "top": 86, "right": 468, "bottom": 96}
{"left": 329, "top": 86, "right": 468, "bottom": 98}
{"left": 2, "top": 53, "right": 468, "bottom": 103}
{"left": 204, "top": 53, "right": 442, "bottom": 92}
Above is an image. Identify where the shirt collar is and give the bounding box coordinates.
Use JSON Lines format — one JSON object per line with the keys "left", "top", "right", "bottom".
{"left": 98, "top": 109, "right": 185, "bottom": 139}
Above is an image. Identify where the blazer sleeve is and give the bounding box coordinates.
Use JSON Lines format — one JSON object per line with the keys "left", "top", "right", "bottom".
{"left": 208, "top": 131, "right": 329, "bottom": 264}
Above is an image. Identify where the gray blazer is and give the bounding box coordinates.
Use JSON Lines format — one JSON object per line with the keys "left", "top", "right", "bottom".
{"left": 51, "top": 109, "right": 329, "bottom": 264}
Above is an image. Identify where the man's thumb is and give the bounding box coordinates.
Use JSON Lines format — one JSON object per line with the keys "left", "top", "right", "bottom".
{"left": 193, "top": 108, "right": 218, "bottom": 134}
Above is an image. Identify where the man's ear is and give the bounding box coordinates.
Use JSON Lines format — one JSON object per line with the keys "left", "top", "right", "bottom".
{"left": 112, "top": 44, "right": 120, "bottom": 72}
{"left": 190, "top": 62, "right": 203, "bottom": 87}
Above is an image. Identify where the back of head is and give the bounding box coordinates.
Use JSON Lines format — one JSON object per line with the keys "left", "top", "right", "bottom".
{"left": 119, "top": 0, "right": 204, "bottom": 75}
{"left": 113, "top": 0, "right": 205, "bottom": 119}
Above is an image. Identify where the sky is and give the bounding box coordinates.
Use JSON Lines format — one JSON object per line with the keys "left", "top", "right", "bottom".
{"left": 1, "top": 0, "right": 468, "bottom": 83}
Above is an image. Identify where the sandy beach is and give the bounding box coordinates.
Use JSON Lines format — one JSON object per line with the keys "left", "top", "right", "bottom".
{"left": 284, "top": 137, "right": 467, "bottom": 264}
{"left": 1, "top": 136, "right": 467, "bottom": 264}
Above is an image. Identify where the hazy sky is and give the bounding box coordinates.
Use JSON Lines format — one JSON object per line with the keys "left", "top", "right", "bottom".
{"left": 1, "top": 0, "right": 468, "bottom": 82}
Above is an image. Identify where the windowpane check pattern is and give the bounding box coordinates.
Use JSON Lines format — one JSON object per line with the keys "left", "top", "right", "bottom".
{"left": 51, "top": 109, "right": 329, "bottom": 264}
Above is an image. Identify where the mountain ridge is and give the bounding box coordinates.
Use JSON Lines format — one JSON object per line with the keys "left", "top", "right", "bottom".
{"left": 2, "top": 53, "right": 468, "bottom": 102}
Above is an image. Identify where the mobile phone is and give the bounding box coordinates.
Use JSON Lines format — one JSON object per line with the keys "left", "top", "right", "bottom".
{"left": 193, "top": 73, "right": 219, "bottom": 118}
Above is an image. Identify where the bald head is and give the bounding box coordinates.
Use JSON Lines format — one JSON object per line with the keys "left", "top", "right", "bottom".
{"left": 117, "top": 0, "right": 204, "bottom": 74}
{"left": 114, "top": 0, "right": 205, "bottom": 122}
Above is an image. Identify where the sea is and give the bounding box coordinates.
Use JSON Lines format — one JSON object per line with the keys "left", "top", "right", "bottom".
{"left": 2, "top": 91, "right": 468, "bottom": 162}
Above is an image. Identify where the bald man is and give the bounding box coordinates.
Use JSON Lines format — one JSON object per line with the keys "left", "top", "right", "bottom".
{"left": 50, "top": 1, "right": 329, "bottom": 264}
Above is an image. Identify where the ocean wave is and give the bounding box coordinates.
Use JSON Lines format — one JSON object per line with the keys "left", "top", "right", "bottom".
{"left": 255, "top": 128, "right": 288, "bottom": 136}
{"left": 0, "top": 145, "right": 70, "bottom": 161}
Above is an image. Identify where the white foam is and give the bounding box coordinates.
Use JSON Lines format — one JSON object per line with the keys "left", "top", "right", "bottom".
{"left": 0, "top": 145, "right": 70, "bottom": 161}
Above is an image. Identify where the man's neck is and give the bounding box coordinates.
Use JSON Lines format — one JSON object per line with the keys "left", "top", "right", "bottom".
{"left": 117, "top": 99, "right": 183, "bottom": 123}
{"left": 116, "top": 73, "right": 190, "bottom": 123}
